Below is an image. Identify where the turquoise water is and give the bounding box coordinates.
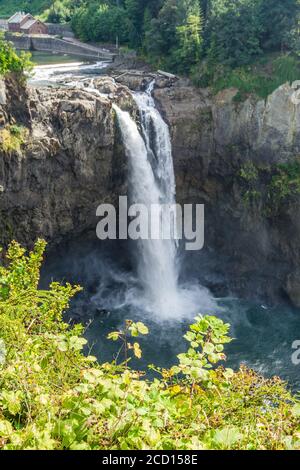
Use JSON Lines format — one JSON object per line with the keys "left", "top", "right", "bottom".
{"left": 41, "top": 238, "right": 300, "bottom": 392}
{"left": 80, "top": 299, "right": 300, "bottom": 391}
{"left": 34, "top": 59, "right": 300, "bottom": 392}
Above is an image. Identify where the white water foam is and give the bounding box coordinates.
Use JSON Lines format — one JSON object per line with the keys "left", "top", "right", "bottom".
{"left": 29, "top": 61, "right": 108, "bottom": 86}
{"left": 113, "top": 84, "right": 217, "bottom": 320}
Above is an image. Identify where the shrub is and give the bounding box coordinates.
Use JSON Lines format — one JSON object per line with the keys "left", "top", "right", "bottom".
{"left": 194, "top": 54, "right": 300, "bottom": 100}
{"left": 0, "top": 35, "right": 33, "bottom": 77}
{"left": 0, "top": 125, "right": 28, "bottom": 153}
{"left": 268, "top": 160, "right": 300, "bottom": 211}
{"left": 0, "top": 240, "right": 299, "bottom": 450}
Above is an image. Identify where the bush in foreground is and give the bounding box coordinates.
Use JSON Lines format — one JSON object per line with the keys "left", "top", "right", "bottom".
{"left": 0, "top": 240, "right": 300, "bottom": 450}
{"left": 0, "top": 35, "right": 32, "bottom": 77}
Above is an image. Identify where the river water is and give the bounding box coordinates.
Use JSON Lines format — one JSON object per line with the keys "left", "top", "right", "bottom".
{"left": 29, "top": 51, "right": 92, "bottom": 65}
{"left": 31, "top": 58, "right": 300, "bottom": 391}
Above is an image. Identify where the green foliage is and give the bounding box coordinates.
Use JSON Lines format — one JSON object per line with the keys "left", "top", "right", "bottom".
{"left": 259, "top": 0, "right": 299, "bottom": 51}
{"left": 143, "top": 0, "right": 204, "bottom": 73}
{"left": 175, "top": 13, "right": 203, "bottom": 72}
{"left": 0, "top": 36, "right": 32, "bottom": 76}
{"left": 239, "top": 162, "right": 261, "bottom": 206}
{"left": 41, "top": 0, "right": 72, "bottom": 23}
{"left": 193, "top": 54, "right": 300, "bottom": 99}
{"left": 268, "top": 160, "right": 300, "bottom": 209}
{"left": 72, "top": 2, "right": 130, "bottom": 44}
{"left": 2, "top": 0, "right": 298, "bottom": 82}
{"left": 0, "top": 240, "right": 300, "bottom": 450}
{"left": 240, "top": 162, "right": 259, "bottom": 183}
{"left": 206, "top": 0, "right": 263, "bottom": 67}
{"left": 0, "top": 124, "right": 28, "bottom": 153}
{"left": 272, "top": 55, "right": 300, "bottom": 86}
{"left": 107, "top": 319, "right": 149, "bottom": 362}
{"left": 238, "top": 159, "right": 300, "bottom": 213}
{"left": 0, "top": 1, "right": 52, "bottom": 17}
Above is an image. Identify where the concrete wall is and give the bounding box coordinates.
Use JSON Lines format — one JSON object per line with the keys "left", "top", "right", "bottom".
{"left": 31, "top": 36, "right": 113, "bottom": 60}
{"left": 0, "top": 20, "right": 8, "bottom": 31}
{"left": 6, "top": 33, "right": 31, "bottom": 50}
{"left": 6, "top": 33, "right": 114, "bottom": 61}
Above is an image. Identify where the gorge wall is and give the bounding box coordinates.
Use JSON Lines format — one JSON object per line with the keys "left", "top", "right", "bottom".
{"left": 0, "top": 75, "right": 129, "bottom": 248}
{"left": 0, "top": 72, "right": 300, "bottom": 306}
{"left": 153, "top": 80, "right": 300, "bottom": 305}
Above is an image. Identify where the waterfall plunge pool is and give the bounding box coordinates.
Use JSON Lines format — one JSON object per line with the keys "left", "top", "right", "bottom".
{"left": 32, "top": 60, "right": 300, "bottom": 392}
{"left": 40, "top": 235, "right": 300, "bottom": 392}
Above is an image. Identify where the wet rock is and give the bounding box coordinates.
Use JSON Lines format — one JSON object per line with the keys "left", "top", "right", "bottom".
{"left": 286, "top": 271, "right": 300, "bottom": 307}
{"left": 0, "top": 78, "right": 127, "bottom": 248}
{"left": 1, "top": 72, "right": 300, "bottom": 304}
{"left": 154, "top": 80, "right": 300, "bottom": 303}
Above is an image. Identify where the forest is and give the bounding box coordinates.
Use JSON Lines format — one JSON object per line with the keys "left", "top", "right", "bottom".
{"left": 0, "top": 1, "right": 299, "bottom": 79}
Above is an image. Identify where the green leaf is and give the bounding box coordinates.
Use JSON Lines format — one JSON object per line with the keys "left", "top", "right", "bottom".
{"left": 107, "top": 331, "right": 120, "bottom": 341}
{"left": 69, "top": 336, "right": 87, "bottom": 351}
{"left": 133, "top": 342, "right": 142, "bottom": 359}
{"left": 0, "top": 420, "right": 13, "bottom": 437}
{"left": 203, "top": 343, "right": 215, "bottom": 354}
{"left": 213, "top": 426, "right": 243, "bottom": 448}
{"left": 292, "top": 404, "right": 300, "bottom": 417}
{"left": 136, "top": 322, "right": 149, "bottom": 335}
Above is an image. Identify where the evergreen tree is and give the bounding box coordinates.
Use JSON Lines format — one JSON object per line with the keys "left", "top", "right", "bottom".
{"left": 125, "top": 0, "right": 144, "bottom": 46}
{"left": 176, "top": 3, "right": 203, "bottom": 71}
{"left": 207, "top": 0, "right": 262, "bottom": 66}
{"left": 259, "top": 0, "right": 299, "bottom": 51}
{"left": 144, "top": 0, "right": 203, "bottom": 72}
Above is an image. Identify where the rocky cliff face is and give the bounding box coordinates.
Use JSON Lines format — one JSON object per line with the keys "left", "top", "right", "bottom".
{"left": 0, "top": 75, "right": 129, "bottom": 248}
{"left": 1, "top": 71, "right": 300, "bottom": 306}
{"left": 152, "top": 80, "right": 300, "bottom": 304}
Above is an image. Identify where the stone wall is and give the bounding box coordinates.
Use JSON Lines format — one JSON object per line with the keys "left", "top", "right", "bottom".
{"left": 33, "top": 37, "right": 113, "bottom": 60}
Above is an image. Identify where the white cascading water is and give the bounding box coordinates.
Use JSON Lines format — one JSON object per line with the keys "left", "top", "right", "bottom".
{"left": 29, "top": 61, "right": 108, "bottom": 86}
{"left": 30, "top": 62, "right": 216, "bottom": 320}
{"left": 114, "top": 83, "right": 216, "bottom": 320}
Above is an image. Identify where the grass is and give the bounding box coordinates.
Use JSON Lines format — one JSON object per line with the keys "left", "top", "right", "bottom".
{"left": 0, "top": 124, "right": 28, "bottom": 152}
{"left": 193, "top": 54, "right": 300, "bottom": 100}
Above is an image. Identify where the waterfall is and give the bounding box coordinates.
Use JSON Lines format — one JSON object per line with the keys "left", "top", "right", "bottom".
{"left": 114, "top": 83, "right": 216, "bottom": 320}
{"left": 30, "top": 58, "right": 216, "bottom": 320}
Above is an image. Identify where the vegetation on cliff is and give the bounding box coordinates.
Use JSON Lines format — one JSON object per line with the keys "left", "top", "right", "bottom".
{"left": 0, "top": 35, "right": 32, "bottom": 76}
{"left": 239, "top": 159, "right": 300, "bottom": 214}
{"left": 0, "top": 37, "right": 31, "bottom": 153}
{"left": 0, "top": 240, "right": 300, "bottom": 450}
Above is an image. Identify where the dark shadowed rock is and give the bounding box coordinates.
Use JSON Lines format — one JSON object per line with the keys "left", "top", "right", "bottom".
{"left": 1, "top": 73, "right": 300, "bottom": 306}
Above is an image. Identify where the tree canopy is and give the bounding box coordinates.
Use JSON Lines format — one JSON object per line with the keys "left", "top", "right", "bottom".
{"left": 0, "top": 1, "right": 299, "bottom": 77}
{"left": 70, "top": 0, "right": 299, "bottom": 73}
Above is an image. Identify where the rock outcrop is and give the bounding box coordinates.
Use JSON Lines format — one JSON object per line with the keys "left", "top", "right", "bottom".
{"left": 1, "top": 71, "right": 300, "bottom": 305}
{"left": 0, "top": 75, "right": 128, "bottom": 248}
{"left": 152, "top": 80, "right": 300, "bottom": 304}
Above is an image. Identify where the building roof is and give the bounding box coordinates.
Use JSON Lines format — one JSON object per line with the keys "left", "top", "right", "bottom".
{"left": 21, "top": 19, "right": 38, "bottom": 31}
{"left": 8, "top": 12, "right": 27, "bottom": 24}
